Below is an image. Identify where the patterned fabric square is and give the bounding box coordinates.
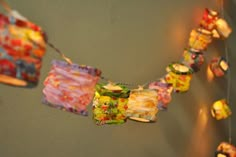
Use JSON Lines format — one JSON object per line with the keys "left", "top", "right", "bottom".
{"left": 42, "top": 60, "right": 101, "bottom": 116}
{"left": 93, "top": 83, "right": 130, "bottom": 125}
{"left": 182, "top": 48, "right": 204, "bottom": 72}
{"left": 126, "top": 89, "right": 158, "bottom": 122}
{"left": 149, "top": 81, "right": 173, "bottom": 110}
{"left": 0, "top": 12, "right": 46, "bottom": 87}
{"left": 189, "top": 28, "right": 212, "bottom": 51}
{"left": 165, "top": 63, "right": 193, "bottom": 93}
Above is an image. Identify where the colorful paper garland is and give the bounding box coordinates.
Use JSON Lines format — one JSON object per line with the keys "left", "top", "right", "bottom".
{"left": 0, "top": 11, "right": 46, "bottom": 87}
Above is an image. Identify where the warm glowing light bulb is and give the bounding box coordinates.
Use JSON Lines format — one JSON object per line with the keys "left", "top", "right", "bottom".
{"left": 220, "top": 60, "right": 229, "bottom": 71}
{"left": 207, "top": 65, "right": 214, "bottom": 82}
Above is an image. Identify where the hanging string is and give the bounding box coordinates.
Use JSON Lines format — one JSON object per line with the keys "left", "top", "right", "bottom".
{"left": 141, "top": 80, "right": 156, "bottom": 88}
{"left": 46, "top": 41, "right": 73, "bottom": 64}
{"left": 100, "top": 75, "right": 140, "bottom": 87}
{"left": 101, "top": 73, "right": 168, "bottom": 89}
{"left": 219, "top": 0, "right": 232, "bottom": 144}
{"left": 225, "top": 33, "right": 232, "bottom": 144}
{"left": 141, "top": 74, "right": 168, "bottom": 88}
{"left": 0, "top": 0, "right": 11, "bottom": 12}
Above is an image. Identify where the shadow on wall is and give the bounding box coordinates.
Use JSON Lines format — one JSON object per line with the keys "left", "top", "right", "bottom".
{"left": 0, "top": 98, "right": 2, "bottom": 106}
{"left": 225, "top": 0, "right": 236, "bottom": 26}
{"left": 158, "top": 90, "right": 201, "bottom": 156}
{"left": 224, "top": 0, "right": 236, "bottom": 143}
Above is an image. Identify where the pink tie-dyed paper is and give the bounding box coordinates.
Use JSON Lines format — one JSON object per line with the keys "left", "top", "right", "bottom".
{"left": 42, "top": 60, "right": 101, "bottom": 116}
{"left": 149, "top": 81, "right": 173, "bottom": 110}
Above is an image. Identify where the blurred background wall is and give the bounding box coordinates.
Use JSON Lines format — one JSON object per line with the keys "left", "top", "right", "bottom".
{"left": 0, "top": 0, "right": 235, "bottom": 157}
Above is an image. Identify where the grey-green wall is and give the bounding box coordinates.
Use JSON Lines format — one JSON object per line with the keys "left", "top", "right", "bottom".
{"left": 0, "top": 0, "right": 235, "bottom": 157}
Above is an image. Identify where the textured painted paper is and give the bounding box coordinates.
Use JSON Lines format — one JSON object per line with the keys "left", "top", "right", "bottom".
{"left": 126, "top": 89, "right": 158, "bottom": 122}
{"left": 189, "top": 28, "right": 212, "bottom": 51}
{"left": 211, "top": 99, "right": 231, "bottom": 120}
{"left": 200, "top": 8, "right": 219, "bottom": 31}
{"left": 0, "top": 11, "right": 46, "bottom": 87}
{"left": 149, "top": 81, "right": 173, "bottom": 110}
{"left": 93, "top": 83, "right": 130, "bottom": 125}
{"left": 215, "top": 142, "right": 236, "bottom": 157}
{"left": 209, "top": 57, "right": 229, "bottom": 77}
{"left": 165, "top": 63, "right": 193, "bottom": 93}
{"left": 42, "top": 60, "right": 101, "bottom": 116}
{"left": 182, "top": 48, "right": 204, "bottom": 72}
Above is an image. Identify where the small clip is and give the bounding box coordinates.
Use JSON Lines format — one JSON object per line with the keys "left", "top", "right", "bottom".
{"left": 137, "top": 85, "right": 144, "bottom": 90}
{"left": 104, "top": 81, "right": 122, "bottom": 91}
{"left": 62, "top": 54, "right": 73, "bottom": 65}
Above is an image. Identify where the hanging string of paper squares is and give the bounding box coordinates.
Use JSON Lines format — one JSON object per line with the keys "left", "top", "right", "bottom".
{"left": 0, "top": 1, "right": 234, "bottom": 153}
{"left": 0, "top": 5, "right": 232, "bottom": 124}
{"left": 0, "top": 11, "right": 46, "bottom": 87}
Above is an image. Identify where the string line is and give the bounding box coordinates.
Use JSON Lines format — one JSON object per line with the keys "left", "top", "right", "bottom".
{"left": 0, "top": 0, "right": 11, "bottom": 12}
{"left": 219, "top": 0, "right": 232, "bottom": 144}
{"left": 46, "top": 41, "right": 72, "bottom": 64}
{"left": 100, "top": 76, "right": 140, "bottom": 87}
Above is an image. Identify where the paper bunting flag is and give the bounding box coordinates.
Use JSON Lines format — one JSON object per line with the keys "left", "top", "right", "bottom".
{"left": 42, "top": 60, "right": 101, "bottom": 116}
{"left": 200, "top": 8, "right": 219, "bottom": 31}
{"left": 92, "top": 83, "right": 130, "bottom": 125}
{"left": 126, "top": 88, "right": 158, "bottom": 122}
{"left": 209, "top": 57, "right": 229, "bottom": 77}
{"left": 182, "top": 48, "right": 204, "bottom": 72}
{"left": 149, "top": 81, "right": 173, "bottom": 110}
{"left": 165, "top": 62, "right": 193, "bottom": 93}
{"left": 211, "top": 99, "right": 231, "bottom": 120}
{"left": 215, "top": 142, "right": 236, "bottom": 157}
{"left": 189, "top": 28, "right": 212, "bottom": 51}
{"left": 0, "top": 11, "right": 46, "bottom": 87}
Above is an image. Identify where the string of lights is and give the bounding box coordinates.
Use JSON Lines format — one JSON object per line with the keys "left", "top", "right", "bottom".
{"left": 0, "top": 0, "right": 234, "bottom": 149}
{"left": 219, "top": 0, "right": 232, "bottom": 144}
